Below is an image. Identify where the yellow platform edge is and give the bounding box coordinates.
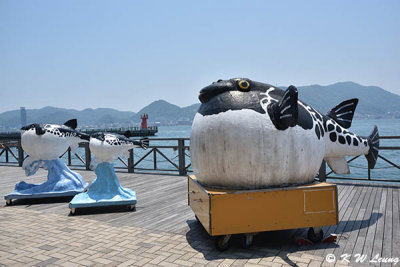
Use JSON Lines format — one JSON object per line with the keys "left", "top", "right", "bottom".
{"left": 188, "top": 175, "right": 338, "bottom": 236}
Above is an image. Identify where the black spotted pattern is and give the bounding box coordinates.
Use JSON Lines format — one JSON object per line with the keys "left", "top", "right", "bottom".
{"left": 346, "top": 135, "right": 352, "bottom": 145}
{"left": 353, "top": 138, "right": 359, "bottom": 146}
{"left": 338, "top": 135, "right": 346, "bottom": 144}
{"left": 330, "top": 132, "right": 337, "bottom": 142}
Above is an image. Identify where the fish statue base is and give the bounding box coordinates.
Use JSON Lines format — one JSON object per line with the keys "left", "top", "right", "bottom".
{"left": 69, "top": 162, "right": 136, "bottom": 211}
{"left": 4, "top": 159, "right": 88, "bottom": 202}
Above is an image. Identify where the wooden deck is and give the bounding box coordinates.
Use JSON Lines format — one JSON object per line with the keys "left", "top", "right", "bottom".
{"left": 1, "top": 165, "right": 399, "bottom": 262}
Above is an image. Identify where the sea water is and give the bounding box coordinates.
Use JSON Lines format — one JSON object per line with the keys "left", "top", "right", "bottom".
{"left": 2, "top": 119, "right": 399, "bottom": 181}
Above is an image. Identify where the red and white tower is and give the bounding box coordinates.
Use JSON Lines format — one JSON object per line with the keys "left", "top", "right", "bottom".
{"left": 141, "top": 114, "right": 148, "bottom": 129}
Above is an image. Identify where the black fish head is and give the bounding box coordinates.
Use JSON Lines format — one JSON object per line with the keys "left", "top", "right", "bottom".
{"left": 199, "top": 78, "right": 255, "bottom": 103}
{"left": 21, "top": 123, "right": 44, "bottom": 135}
{"left": 197, "top": 78, "right": 275, "bottom": 116}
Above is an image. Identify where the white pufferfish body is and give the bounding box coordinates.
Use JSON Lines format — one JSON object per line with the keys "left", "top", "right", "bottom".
{"left": 190, "top": 78, "right": 379, "bottom": 189}
{"left": 89, "top": 132, "right": 149, "bottom": 163}
{"left": 20, "top": 119, "right": 89, "bottom": 161}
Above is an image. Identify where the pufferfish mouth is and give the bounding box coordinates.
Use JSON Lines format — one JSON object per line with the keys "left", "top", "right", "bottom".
{"left": 198, "top": 80, "right": 234, "bottom": 103}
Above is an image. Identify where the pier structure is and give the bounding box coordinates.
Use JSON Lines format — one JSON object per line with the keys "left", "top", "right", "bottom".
{"left": 0, "top": 136, "right": 399, "bottom": 266}
{"left": 0, "top": 165, "right": 399, "bottom": 266}
{"left": 81, "top": 125, "right": 158, "bottom": 136}
{"left": 0, "top": 125, "right": 158, "bottom": 141}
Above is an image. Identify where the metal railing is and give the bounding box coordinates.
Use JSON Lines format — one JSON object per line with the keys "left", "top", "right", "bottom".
{"left": 0, "top": 126, "right": 159, "bottom": 140}
{"left": 82, "top": 126, "right": 158, "bottom": 136}
{"left": 0, "top": 138, "right": 191, "bottom": 175}
{"left": 318, "top": 136, "right": 400, "bottom": 182}
{"left": 1, "top": 136, "right": 399, "bottom": 180}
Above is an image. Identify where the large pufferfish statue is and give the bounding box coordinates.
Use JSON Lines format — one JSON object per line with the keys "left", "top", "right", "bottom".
{"left": 190, "top": 78, "right": 379, "bottom": 189}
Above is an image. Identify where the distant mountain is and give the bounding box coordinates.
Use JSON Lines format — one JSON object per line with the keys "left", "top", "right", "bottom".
{"left": 133, "top": 100, "right": 200, "bottom": 124}
{"left": 296, "top": 82, "right": 400, "bottom": 117}
{"left": 0, "top": 82, "right": 399, "bottom": 130}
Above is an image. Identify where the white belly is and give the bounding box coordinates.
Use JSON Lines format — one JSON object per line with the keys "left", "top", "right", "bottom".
{"left": 21, "top": 131, "right": 69, "bottom": 160}
{"left": 190, "top": 109, "right": 325, "bottom": 189}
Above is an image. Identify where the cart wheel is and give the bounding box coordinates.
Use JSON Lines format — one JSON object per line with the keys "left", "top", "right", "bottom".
{"left": 215, "top": 235, "right": 231, "bottom": 251}
{"left": 6, "top": 199, "right": 12, "bottom": 206}
{"left": 242, "top": 234, "right": 254, "bottom": 249}
{"left": 128, "top": 205, "right": 136, "bottom": 211}
{"left": 308, "top": 227, "right": 323, "bottom": 242}
{"left": 70, "top": 208, "right": 76, "bottom": 216}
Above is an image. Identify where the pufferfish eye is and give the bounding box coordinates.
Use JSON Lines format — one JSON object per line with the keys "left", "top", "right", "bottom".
{"left": 238, "top": 80, "right": 250, "bottom": 90}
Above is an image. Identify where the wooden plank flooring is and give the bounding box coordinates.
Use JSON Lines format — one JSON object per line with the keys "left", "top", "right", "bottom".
{"left": 0, "top": 165, "right": 399, "bottom": 259}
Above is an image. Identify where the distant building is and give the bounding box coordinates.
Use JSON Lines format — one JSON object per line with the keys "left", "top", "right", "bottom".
{"left": 20, "top": 107, "right": 27, "bottom": 127}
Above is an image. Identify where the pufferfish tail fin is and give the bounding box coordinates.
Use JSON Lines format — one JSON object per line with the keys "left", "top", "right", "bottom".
{"left": 267, "top": 85, "right": 298, "bottom": 130}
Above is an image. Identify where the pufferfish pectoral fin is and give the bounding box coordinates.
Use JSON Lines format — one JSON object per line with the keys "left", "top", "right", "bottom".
{"left": 267, "top": 85, "right": 298, "bottom": 130}
{"left": 34, "top": 125, "right": 46, "bottom": 135}
{"left": 325, "top": 157, "right": 350, "bottom": 174}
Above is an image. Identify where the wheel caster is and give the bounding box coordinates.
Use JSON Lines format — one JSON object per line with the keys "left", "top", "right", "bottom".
{"left": 5, "top": 199, "right": 12, "bottom": 206}
{"left": 215, "top": 235, "right": 231, "bottom": 251}
{"left": 70, "top": 208, "right": 76, "bottom": 215}
{"left": 308, "top": 227, "right": 323, "bottom": 242}
{"left": 128, "top": 205, "right": 136, "bottom": 211}
{"left": 242, "top": 234, "right": 254, "bottom": 249}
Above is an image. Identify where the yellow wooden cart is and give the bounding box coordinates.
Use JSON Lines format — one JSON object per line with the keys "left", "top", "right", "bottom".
{"left": 188, "top": 175, "right": 338, "bottom": 250}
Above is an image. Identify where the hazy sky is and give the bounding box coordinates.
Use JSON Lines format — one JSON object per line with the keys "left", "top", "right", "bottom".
{"left": 1, "top": 0, "right": 399, "bottom": 113}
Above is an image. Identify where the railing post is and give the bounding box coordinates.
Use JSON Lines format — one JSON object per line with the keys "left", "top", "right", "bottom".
{"left": 178, "top": 139, "right": 186, "bottom": 176}
{"left": 18, "top": 140, "right": 24, "bottom": 167}
{"left": 128, "top": 149, "right": 134, "bottom": 173}
{"left": 368, "top": 166, "right": 371, "bottom": 180}
{"left": 153, "top": 149, "right": 157, "bottom": 170}
{"left": 318, "top": 160, "right": 326, "bottom": 182}
{"left": 5, "top": 146, "right": 9, "bottom": 163}
{"left": 67, "top": 148, "right": 72, "bottom": 166}
{"left": 85, "top": 143, "right": 91, "bottom": 170}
